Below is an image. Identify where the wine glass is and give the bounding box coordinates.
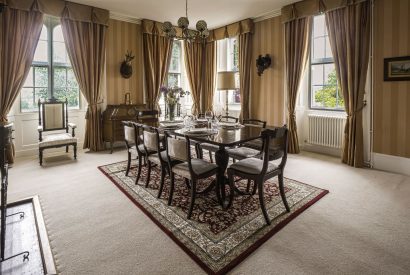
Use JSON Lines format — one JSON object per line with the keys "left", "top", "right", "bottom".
{"left": 205, "top": 110, "right": 213, "bottom": 129}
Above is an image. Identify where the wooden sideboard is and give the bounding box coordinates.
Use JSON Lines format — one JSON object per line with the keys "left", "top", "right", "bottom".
{"left": 102, "top": 104, "right": 146, "bottom": 153}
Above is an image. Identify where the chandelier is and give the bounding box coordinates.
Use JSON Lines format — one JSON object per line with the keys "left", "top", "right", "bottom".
{"left": 162, "top": 0, "right": 209, "bottom": 41}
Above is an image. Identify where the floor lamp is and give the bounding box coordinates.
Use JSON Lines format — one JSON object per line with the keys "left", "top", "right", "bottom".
{"left": 217, "top": 71, "right": 238, "bottom": 117}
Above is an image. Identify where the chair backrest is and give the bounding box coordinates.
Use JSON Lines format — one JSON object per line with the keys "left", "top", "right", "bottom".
{"left": 243, "top": 119, "right": 267, "bottom": 128}
{"left": 142, "top": 126, "right": 160, "bottom": 151}
{"left": 219, "top": 115, "right": 238, "bottom": 123}
{"left": 123, "top": 124, "right": 136, "bottom": 148}
{"left": 38, "top": 98, "right": 68, "bottom": 132}
{"left": 166, "top": 134, "right": 189, "bottom": 162}
{"left": 260, "top": 126, "right": 288, "bottom": 174}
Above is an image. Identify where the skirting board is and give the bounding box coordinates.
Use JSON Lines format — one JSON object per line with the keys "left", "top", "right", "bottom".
{"left": 300, "top": 143, "right": 342, "bottom": 157}
{"left": 15, "top": 142, "right": 84, "bottom": 158}
{"left": 372, "top": 153, "right": 410, "bottom": 177}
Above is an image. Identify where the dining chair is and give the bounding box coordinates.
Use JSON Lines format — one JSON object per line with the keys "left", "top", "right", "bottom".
{"left": 241, "top": 119, "right": 267, "bottom": 150}
{"left": 142, "top": 126, "right": 181, "bottom": 197}
{"left": 123, "top": 121, "right": 137, "bottom": 176}
{"left": 132, "top": 123, "right": 156, "bottom": 184}
{"left": 165, "top": 133, "right": 218, "bottom": 219}
{"left": 227, "top": 126, "right": 290, "bottom": 225}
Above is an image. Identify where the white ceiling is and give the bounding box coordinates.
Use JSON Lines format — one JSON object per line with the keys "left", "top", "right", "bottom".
{"left": 70, "top": 0, "right": 299, "bottom": 28}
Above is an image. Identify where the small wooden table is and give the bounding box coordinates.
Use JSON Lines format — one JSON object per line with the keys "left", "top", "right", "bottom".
{"left": 172, "top": 126, "right": 264, "bottom": 208}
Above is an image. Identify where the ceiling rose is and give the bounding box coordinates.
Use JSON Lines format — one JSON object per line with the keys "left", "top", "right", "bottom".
{"left": 162, "top": 0, "right": 209, "bottom": 42}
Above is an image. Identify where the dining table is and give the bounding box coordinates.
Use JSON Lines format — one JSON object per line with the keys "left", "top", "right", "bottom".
{"left": 167, "top": 124, "right": 265, "bottom": 209}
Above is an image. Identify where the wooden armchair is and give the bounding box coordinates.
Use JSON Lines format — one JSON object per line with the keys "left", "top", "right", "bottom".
{"left": 38, "top": 98, "right": 77, "bottom": 165}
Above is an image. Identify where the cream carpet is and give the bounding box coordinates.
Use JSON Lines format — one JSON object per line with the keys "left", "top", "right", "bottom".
{"left": 8, "top": 150, "right": 410, "bottom": 274}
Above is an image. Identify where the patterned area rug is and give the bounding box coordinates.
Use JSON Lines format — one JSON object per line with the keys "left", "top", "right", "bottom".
{"left": 98, "top": 160, "right": 328, "bottom": 275}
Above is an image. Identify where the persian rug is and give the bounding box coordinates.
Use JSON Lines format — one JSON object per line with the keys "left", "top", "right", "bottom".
{"left": 98, "top": 161, "right": 328, "bottom": 274}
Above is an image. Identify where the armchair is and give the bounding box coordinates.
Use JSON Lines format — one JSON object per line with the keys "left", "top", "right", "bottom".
{"left": 38, "top": 98, "right": 77, "bottom": 165}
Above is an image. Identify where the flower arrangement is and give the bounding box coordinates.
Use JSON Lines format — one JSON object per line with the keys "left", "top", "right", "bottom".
{"left": 160, "top": 86, "right": 188, "bottom": 105}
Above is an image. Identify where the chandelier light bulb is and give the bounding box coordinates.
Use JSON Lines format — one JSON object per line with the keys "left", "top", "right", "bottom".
{"left": 196, "top": 20, "right": 207, "bottom": 32}
{"left": 177, "top": 17, "right": 189, "bottom": 29}
{"left": 162, "top": 21, "right": 173, "bottom": 32}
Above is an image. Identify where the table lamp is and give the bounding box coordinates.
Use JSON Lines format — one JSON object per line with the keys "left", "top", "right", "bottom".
{"left": 217, "top": 71, "right": 238, "bottom": 117}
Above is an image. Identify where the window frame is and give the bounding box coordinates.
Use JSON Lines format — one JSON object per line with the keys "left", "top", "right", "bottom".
{"left": 309, "top": 15, "right": 344, "bottom": 112}
{"left": 20, "top": 16, "right": 80, "bottom": 113}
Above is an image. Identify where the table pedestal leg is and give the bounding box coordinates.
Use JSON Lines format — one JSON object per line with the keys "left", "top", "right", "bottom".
{"left": 215, "top": 146, "right": 232, "bottom": 209}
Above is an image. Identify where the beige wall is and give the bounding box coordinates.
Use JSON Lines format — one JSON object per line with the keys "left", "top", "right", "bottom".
{"left": 373, "top": 0, "right": 410, "bottom": 158}
{"left": 106, "top": 19, "right": 144, "bottom": 105}
{"left": 250, "top": 16, "right": 285, "bottom": 127}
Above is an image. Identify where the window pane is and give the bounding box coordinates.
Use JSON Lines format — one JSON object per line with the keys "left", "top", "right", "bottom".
{"left": 34, "top": 67, "right": 48, "bottom": 87}
{"left": 313, "top": 15, "right": 325, "bottom": 38}
{"left": 324, "top": 64, "right": 336, "bottom": 85}
{"left": 67, "top": 68, "right": 77, "bottom": 88}
{"left": 169, "top": 42, "right": 181, "bottom": 72}
{"left": 53, "top": 41, "right": 68, "bottom": 64}
{"left": 325, "top": 37, "right": 333, "bottom": 59}
{"left": 311, "top": 64, "right": 324, "bottom": 86}
{"left": 168, "top": 73, "right": 180, "bottom": 87}
{"left": 311, "top": 86, "right": 324, "bottom": 108}
{"left": 53, "top": 25, "right": 64, "bottom": 42}
{"left": 54, "top": 67, "right": 67, "bottom": 88}
{"left": 312, "top": 37, "right": 325, "bottom": 60}
{"left": 35, "top": 87, "right": 48, "bottom": 102}
{"left": 33, "top": 40, "right": 48, "bottom": 63}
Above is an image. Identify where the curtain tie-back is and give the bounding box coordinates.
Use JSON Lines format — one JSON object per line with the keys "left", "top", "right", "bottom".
{"left": 347, "top": 103, "right": 366, "bottom": 118}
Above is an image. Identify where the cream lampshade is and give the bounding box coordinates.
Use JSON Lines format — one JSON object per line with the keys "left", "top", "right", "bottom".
{"left": 217, "top": 71, "right": 238, "bottom": 116}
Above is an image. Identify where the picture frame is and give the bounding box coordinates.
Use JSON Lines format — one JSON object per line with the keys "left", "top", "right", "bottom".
{"left": 384, "top": 56, "right": 410, "bottom": 81}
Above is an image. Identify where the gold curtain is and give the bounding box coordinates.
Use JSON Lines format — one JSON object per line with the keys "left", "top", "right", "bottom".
{"left": 61, "top": 18, "right": 107, "bottom": 151}
{"left": 203, "top": 42, "right": 217, "bottom": 113}
{"left": 142, "top": 32, "right": 173, "bottom": 110}
{"left": 325, "top": 1, "right": 371, "bottom": 167}
{"left": 238, "top": 32, "right": 253, "bottom": 121}
{"left": 0, "top": 7, "right": 43, "bottom": 163}
{"left": 207, "top": 18, "right": 253, "bottom": 41}
{"left": 284, "top": 17, "right": 312, "bottom": 154}
{"left": 184, "top": 41, "right": 203, "bottom": 114}
{"left": 281, "top": 0, "right": 368, "bottom": 23}
{"left": 0, "top": 0, "right": 109, "bottom": 25}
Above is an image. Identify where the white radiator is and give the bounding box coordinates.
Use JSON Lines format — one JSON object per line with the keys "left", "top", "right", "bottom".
{"left": 307, "top": 114, "right": 346, "bottom": 148}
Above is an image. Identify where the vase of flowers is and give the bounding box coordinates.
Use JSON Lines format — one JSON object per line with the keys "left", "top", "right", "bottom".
{"left": 160, "top": 86, "right": 189, "bottom": 121}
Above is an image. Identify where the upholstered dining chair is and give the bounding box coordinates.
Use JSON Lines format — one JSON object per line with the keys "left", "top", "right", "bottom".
{"left": 142, "top": 125, "right": 182, "bottom": 198}
{"left": 37, "top": 98, "right": 77, "bottom": 165}
{"left": 241, "top": 119, "right": 267, "bottom": 150}
{"left": 123, "top": 121, "right": 137, "bottom": 176}
{"left": 165, "top": 133, "right": 218, "bottom": 219}
{"left": 132, "top": 123, "right": 156, "bottom": 184}
{"left": 227, "top": 126, "right": 290, "bottom": 225}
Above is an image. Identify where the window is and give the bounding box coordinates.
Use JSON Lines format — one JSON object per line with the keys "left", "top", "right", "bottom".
{"left": 216, "top": 37, "right": 240, "bottom": 108}
{"left": 310, "top": 15, "right": 343, "bottom": 110}
{"left": 160, "top": 40, "right": 192, "bottom": 116}
{"left": 21, "top": 17, "right": 80, "bottom": 112}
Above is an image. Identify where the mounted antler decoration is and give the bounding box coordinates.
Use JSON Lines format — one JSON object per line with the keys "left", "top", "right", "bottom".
{"left": 256, "top": 54, "right": 271, "bottom": 76}
{"left": 120, "top": 50, "right": 135, "bottom": 79}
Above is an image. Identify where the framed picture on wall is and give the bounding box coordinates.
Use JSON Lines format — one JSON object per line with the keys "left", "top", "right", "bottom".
{"left": 384, "top": 56, "right": 410, "bottom": 81}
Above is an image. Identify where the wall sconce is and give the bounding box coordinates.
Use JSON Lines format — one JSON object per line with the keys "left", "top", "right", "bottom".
{"left": 256, "top": 54, "right": 271, "bottom": 76}
{"left": 120, "top": 50, "right": 135, "bottom": 79}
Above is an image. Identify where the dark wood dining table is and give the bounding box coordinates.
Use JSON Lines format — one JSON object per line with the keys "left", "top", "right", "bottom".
{"left": 170, "top": 125, "right": 265, "bottom": 209}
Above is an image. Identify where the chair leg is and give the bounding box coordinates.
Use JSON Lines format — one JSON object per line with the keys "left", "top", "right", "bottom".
{"left": 73, "top": 144, "right": 77, "bottom": 160}
{"left": 252, "top": 181, "right": 257, "bottom": 195}
{"left": 66, "top": 145, "right": 69, "bottom": 153}
{"left": 135, "top": 155, "right": 142, "bottom": 185}
{"left": 39, "top": 149, "right": 43, "bottom": 166}
{"left": 185, "top": 178, "right": 191, "bottom": 189}
{"left": 209, "top": 150, "right": 213, "bottom": 163}
{"left": 157, "top": 166, "right": 166, "bottom": 199}
{"left": 227, "top": 170, "right": 235, "bottom": 208}
{"left": 258, "top": 180, "right": 271, "bottom": 225}
{"left": 145, "top": 161, "right": 152, "bottom": 188}
{"left": 278, "top": 173, "right": 290, "bottom": 212}
{"left": 168, "top": 172, "right": 175, "bottom": 206}
{"left": 246, "top": 179, "right": 251, "bottom": 193}
{"left": 126, "top": 151, "right": 131, "bottom": 176}
{"left": 187, "top": 180, "right": 197, "bottom": 219}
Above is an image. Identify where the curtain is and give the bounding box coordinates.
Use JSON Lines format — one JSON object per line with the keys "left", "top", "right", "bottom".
{"left": 238, "top": 32, "right": 253, "bottom": 121}
{"left": 284, "top": 17, "right": 312, "bottom": 154}
{"left": 184, "top": 41, "right": 203, "bottom": 114}
{"left": 0, "top": 7, "right": 43, "bottom": 163}
{"left": 202, "top": 41, "right": 217, "bottom": 113}
{"left": 143, "top": 33, "right": 173, "bottom": 110}
{"left": 325, "top": 1, "right": 371, "bottom": 167}
{"left": 61, "top": 18, "right": 107, "bottom": 151}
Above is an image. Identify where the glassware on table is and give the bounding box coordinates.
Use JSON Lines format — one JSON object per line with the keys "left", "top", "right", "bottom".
{"left": 184, "top": 115, "right": 193, "bottom": 130}
{"left": 205, "top": 111, "right": 213, "bottom": 129}
{"left": 211, "top": 118, "right": 219, "bottom": 133}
